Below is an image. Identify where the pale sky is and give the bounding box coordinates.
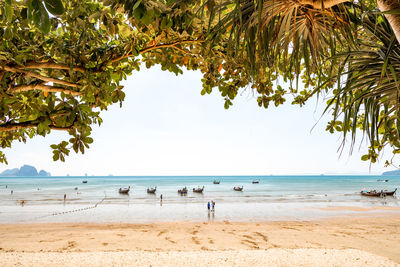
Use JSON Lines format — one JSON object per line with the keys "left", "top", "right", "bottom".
{"left": 0, "top": 66, "right": 395, "bottom": 176}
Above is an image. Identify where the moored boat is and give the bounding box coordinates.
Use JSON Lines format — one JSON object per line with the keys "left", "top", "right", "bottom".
{"left": 233, "top": 186, "right": 243, "bottom": 191}
{"left": 213, "top": 180, "right": 220, "bottom": 184}
{"left": 252, "top": 180, "right": 260, "bottom": 184}
{"left": 147, "top": 187, "right": 157, "bottom": 194}
{"left": 119, "top": 186, "right": 130, "bottom": 194}
{"left": 82, "top": 180, "right": 88, "bottom": 183}
{"left": 193, "top": 186, "right": 204, "bottom": 193}
{"left": 360, "top": 188, "right": 396, "bottom": 197}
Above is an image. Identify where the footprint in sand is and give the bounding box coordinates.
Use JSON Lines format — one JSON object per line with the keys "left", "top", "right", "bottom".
{"left": 241, "top": 239, "right": 259, "bottom": 249}
{"left": 165, "top": 237, "right": 176, "bottom": 244}
{"left": 191, "top": 230, "right": 199, "bottom": 235}
{"left": 254, "top": 232, "right": 269, "bottom": 243}
{"left": 62, "top": 241, "right": 77, "bottom": 250}
{"left": 208, "top": 238, "right": 214, "bottom": 244}
{"left": 242, "top": 234, "right": 254, "bottom": 240}
{"left": 116, "top": 234, "right": 126, "bottom": 237}
{"left": 191, "top": 236, "right": 200, "bottom": 245}
{"left": 157, "top": 230, "right": 166, "bottom": 237}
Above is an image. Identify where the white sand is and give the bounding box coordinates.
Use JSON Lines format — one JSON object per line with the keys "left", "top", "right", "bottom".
{"left": 1, "top": 249, "right": 398, "bottom": 267}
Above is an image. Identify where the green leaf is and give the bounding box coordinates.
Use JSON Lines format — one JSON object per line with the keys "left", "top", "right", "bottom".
{"left": 44, "top": 0, "right": 64, "bottom": 15}
{"left": 38, "top": 3, "right": 50, "bottom": 33}
{"left": 361, "top": 155, "right": 369, "bottom": 161}
{"left": 5, "top": 2, "right": 14, "bottom": 22}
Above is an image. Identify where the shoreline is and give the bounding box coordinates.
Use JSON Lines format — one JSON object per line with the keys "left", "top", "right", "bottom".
{"left": 2, "top": 202, "right": 400, "bottom": 224}
{"left": 1, "top": 216, "right": 400, "bottom": 264}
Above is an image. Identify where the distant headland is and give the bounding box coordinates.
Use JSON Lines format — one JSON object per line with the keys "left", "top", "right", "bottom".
{"left": 0, "top": 165, "right": 51, "bottom": 177}
{"left": 382, "top": 169, "right": 400, "bottom": 176}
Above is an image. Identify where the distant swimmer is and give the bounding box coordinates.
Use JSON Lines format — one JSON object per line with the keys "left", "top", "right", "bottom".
{"left": 11, "top": 190, "right": 13, "bottom": 195}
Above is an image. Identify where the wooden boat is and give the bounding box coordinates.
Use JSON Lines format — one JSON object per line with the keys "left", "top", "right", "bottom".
{"left": 147, "top": 187, "right": 157, "bottom": 194}
{"left": 252, "top": 180, "right": 260, "bottom": 184}
{"left": 119, "top": 186, "right": 130, "bottom": 194}
{"left": 377, "top": 179, "right": 389, "bottom": 182}
{"left": 360, "top": 188, "right": 396, "bottom": 197}
{"left": 213, "top": 180, "right": 220, "bottom": 184}
{"left": 82, "top": 180, "right": 88, "bottom": 183}
{"left": 233, "top": 186, "right": 243, "bottom": 191}
{"left": 193, "top": 186, "right": 204, "bottom": 193}
{"left": 178, "top": 187, "right": 188, "bottom": 194}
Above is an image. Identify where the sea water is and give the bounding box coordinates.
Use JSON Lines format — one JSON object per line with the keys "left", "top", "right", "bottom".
{"left": 0, "top": 175, "right": 399, "bottom": 223}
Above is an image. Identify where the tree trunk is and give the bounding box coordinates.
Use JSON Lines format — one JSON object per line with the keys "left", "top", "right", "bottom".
{"left": 377, "top": 0, "right": 400, "bottom": 45}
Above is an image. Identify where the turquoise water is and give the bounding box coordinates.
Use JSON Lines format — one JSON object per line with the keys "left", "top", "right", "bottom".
{"left": 0, "top": 175, "right": 399, "bottom": 223}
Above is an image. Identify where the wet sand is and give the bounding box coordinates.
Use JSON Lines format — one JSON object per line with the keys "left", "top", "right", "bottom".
{"left": 0, "top": 215, "right": 399, "bottom": 266}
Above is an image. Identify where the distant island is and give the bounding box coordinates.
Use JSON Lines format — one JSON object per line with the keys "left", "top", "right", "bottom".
{"left": 0, "top": 165, "right": 51, "bottom": 177}
{"left": 382, "top": 169, "right": 400, "bottom": 176}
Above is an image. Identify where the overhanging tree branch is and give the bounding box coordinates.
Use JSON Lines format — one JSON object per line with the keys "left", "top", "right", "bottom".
{"left": 24, "top": 62, "right": 86, "bottom": 73}
{"left": 1, "top": 66, "right": 79, "bottom": 88}
{"left": 110, "top": 40, "right": 202, "bottom": 64}
{"left": 10, "top": 84, "right": 81, "bottom": 96}
{"left": 0, "top": 121, "right": 73, "bottom": 132}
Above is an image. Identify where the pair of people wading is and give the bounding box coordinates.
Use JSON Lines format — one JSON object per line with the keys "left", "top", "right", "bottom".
{"left": 207, "top": 200, "right": 215, "bottom": 212}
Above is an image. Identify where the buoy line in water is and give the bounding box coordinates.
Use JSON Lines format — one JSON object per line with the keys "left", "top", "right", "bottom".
{"left": 17, "top": 194, "right": 107, "bottom": 223}
{"left": 51, "top": 196, "right": 106, "bottom": 216}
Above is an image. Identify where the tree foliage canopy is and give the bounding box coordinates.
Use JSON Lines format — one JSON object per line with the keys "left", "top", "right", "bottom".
{"left": 2, "top": 0, "right": 400, "bottom": 166}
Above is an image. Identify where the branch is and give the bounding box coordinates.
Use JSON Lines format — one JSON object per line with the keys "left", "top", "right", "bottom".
{"left": 110, "top": 40, "right": 202, "bottom": 64}
{"left": 299, "top": 0, "right": 350, "bottom": 9}
{"left": 0, "top": 121, "right": 73, "bottom": 132}
{"left": 10, "top": 84, "right": 81, "bottom": 96}
{"left": 1, "top": 66, "right": 79, "bottom": 88}
{"left": 24, "top": 62, "right": 85, "bottom": 74}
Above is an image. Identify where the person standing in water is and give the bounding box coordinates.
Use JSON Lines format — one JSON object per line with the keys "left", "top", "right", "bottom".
{"left": 207, "top": 201, "right": 211, "bottom": 212}
{"left": 211, "top": 200, "right": 215, "bottom": 212}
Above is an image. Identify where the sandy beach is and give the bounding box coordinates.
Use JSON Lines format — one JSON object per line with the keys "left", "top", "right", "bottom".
{"left": 1, "top": 215, "right": 399, "bottom": 266}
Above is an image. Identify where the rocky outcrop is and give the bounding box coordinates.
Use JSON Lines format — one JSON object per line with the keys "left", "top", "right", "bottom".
{"left": 0, "top": 165, "right": 51, "bottom": 177}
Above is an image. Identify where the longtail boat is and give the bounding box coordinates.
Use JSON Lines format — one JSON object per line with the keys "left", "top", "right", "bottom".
{"left": 193, "top": 186, "right": 204, "bottom": 193}
{"left": 119, "top": 186, "right": 130, "bottom": 194}
{"left": 147, "top": 187, "right": 157, "bottom": 194}
{"left": 360, "top": 188, "right": 396, "bottom": 197}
